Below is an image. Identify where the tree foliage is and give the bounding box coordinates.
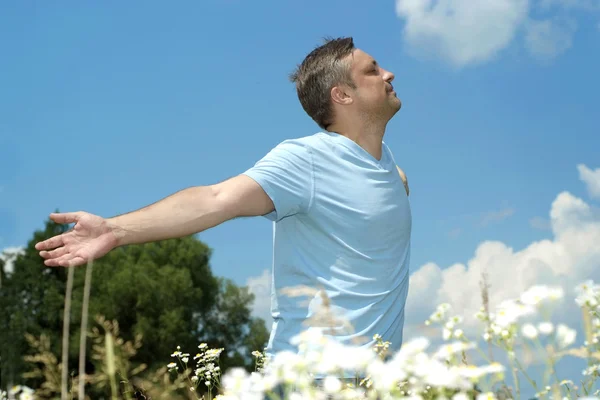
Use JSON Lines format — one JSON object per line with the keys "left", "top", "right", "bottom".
{"left": 0, "top": 216, "right": 269, "bottom": 392}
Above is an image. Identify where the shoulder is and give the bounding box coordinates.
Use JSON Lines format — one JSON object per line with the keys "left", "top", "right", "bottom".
{"left": 278, "top": 132, "right": 327, "bottom": 150}
{"left": 250, "top": 135, "right": 319, "bottom": 174}
{"left": 264, "top": 133, "right": 334, "bottom": 165}
{"left": 269, "top": 133, "right": 323, "bottom": 154}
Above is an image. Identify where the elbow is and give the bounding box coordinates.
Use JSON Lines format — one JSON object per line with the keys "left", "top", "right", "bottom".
{"left": 208, "top": 184, "right": 236, "bottom": 221}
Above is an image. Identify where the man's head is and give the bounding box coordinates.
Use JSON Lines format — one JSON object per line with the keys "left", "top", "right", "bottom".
{"left": 290, "top": 37, "right": 401, "bottom": 130}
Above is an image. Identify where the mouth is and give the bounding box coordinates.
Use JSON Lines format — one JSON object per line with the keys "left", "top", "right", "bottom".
{"left": 387, "top": 84, "right": 395, "bottom": 94}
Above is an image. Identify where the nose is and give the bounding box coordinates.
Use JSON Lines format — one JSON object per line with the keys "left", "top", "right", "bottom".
{"left": 383, "top": 69, "right": 395, "bottom": 83}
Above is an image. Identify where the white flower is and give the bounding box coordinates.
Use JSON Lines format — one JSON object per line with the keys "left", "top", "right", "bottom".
{"left": 397, "top": 337, "right": 430, "bottom": 358}
{"left": 443, "top": 327, "right": 452, "bottom": 340}
{"left": 556, "top": 324, "right": 577, "bottom": 348}
{"left": 432, "top": 303, "right": 451, "bottom": 321}
{"left": 337, "top": 344, "right": 377, "bottom": 371}
{"left": 267, "top": 350, "right": 306, "bottom": 384}
{"left": 459, "top": 363, "right": 505, "bottom": 379}
{"left": 423, "top": 359, "right": 472, "bottom": 391}
{"left": 453, "top": 393, "right": 470, "bottom": 400}
{"left": 477, "top": 392, "right": 497, "bottom": 400}
{"left": 521, "top": 323, "right": 538, "bottom": 339}
{"left": 434, "top": 341, "right": 475, "bottom": 360}
{"left": 323, "top": 376, "right": 342, "bottom": 393}
{"left": 575, "top": 280, "right": 600, "bottom": 309}
{"left": 290, "top": 327, "right": 327, "bottom": 348}
{"left": 369, "top": 358, "right": 408, "bottom": 393}
{"left": 583, "top": 365, "right": 600, "bottom": 376}
{"left": 520, "top": 285, "right": 564, "bottom": 306}
{"left": 538, "top": 322, "right": 554, "bottom": 335}
{"left": 222, "top": 367, "right": 251, "bottom": 394}
{"left": 182, "top": 357, "right": 189, "bottom": 364}
{"left": 191, "top": 376, "right": 199, "bottom": 382}
{"left": 494, "top": 300, "right": 536, "bottom": 328}
{"left": 167, "top": 362, "right": 177, "bottom": 369}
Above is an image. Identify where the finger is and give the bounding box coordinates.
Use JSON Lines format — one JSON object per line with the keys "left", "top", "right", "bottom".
{"left": 44, "top": 253, "right": 73, "bottom": 267}
{"left": 35, "top": 235, "right": 66, "bottom": 251}
{"left": 40, "top": 247, "right": 69, "bottom": 259}
{"left": 66, "top": 257, "right": 86, "bottom": 267}
{"left": 55, "top": 254, "right": 87, "bottom": 268}
{"left": 49, "top": 212, "right": 83, "bottom": 225}
{"left": 44, "top": 258, "right": 61, "bottom": 267}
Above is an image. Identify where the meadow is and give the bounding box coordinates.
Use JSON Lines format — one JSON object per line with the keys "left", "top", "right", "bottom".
{"left": 3, "top": 264, "right": 600, "bottom": 400}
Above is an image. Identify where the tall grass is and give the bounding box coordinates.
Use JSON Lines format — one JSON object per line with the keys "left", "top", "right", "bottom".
{"left": 7, "top": 265, "right": 600, "bottom": 400}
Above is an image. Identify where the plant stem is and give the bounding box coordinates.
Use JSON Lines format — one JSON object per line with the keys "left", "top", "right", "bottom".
{"left": 78, "top": 260, "right": 94, "bottom": 400}
{"left": 61, "top": 267, "right": 75, "bottom": 400}
{"left": 105, "top": 332, "right": 118, "bottom": 400}
{"left": 511, "top": 351, "right": 538, "bottom": 391}
{"left": 508, "top": 352, "right": 521, "bottom": 400}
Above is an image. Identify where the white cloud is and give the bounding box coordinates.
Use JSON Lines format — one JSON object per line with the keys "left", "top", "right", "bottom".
{"left": 578, "top": 164, "right": 600, "bottom": 199}
{"left": 246, "top": 268, "right": 273, "bottom": 327}
{"left": 539, "top": 0, "right": 600, "bottom": 10}
{"left": 480, "top": 207, "right": 515, "bottom": 227}
{"left": 395, "top": 0, "right": 529, "bottom": 67}
{"left": 404, "top": 163, "right": 600, "bottom": 339}
{"left": 1, "top": 246, "right": 25, "bottom": 274}
{"left": 524, "top": 17, "right": 577, "bottom": 61}
{"left": 395, "top": 0, "right": 595, "bottom": 67}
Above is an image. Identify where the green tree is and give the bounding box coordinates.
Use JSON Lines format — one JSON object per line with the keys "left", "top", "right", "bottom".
{"left": 0, "top": 217, "right": 269, "bottom": 394}
{"left": 0, "top": 221, "right": 69, "bottom": 390}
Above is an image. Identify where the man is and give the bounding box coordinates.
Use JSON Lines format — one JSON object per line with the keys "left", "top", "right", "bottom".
{"left": 35, "top": 37, "right": 411, "bottom": 374}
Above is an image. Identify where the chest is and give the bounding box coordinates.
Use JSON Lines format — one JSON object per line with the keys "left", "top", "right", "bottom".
{"left": 312, "top": 164, "right": 412, "bottom": 240}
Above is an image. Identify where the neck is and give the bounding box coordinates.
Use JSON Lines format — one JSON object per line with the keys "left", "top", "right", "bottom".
{"left": 327, "top": 118, "right": 387, "bottom": 160}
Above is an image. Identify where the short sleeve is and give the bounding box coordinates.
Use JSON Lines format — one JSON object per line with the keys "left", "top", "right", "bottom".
{"left": 242, "top": 140, "right": 314, "bottom": 222}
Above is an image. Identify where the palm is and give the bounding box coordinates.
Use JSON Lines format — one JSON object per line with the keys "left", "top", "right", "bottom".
{"left": 35, "top": 212, "right": 118, "bottom": 267}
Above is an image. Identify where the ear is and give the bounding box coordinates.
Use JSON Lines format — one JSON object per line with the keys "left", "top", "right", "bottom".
{"left": 331, "top": 85, "right": 353, "bottom": 106}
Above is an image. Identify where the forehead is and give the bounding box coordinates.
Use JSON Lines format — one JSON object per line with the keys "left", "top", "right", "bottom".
{"left": 348, "top": 49, "right": 376, "bottom": 69}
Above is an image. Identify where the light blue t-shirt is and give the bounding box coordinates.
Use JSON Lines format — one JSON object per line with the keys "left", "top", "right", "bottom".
{"left": 243, "top": 131, "right": 412, "bottom": 365}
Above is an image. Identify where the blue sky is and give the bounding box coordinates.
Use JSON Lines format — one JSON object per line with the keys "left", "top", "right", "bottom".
{"left": 1, "top": 0, "right": 600, "bottom": 393}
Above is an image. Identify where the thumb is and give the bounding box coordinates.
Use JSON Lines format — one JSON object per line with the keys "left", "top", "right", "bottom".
{"left": 49, "top": 211, "right": 84, "bottom": 225}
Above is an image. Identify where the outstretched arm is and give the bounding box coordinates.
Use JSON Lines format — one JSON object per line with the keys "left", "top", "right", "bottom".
{"left": 35, "top": 175, "right": 274, "bottom": 267}
{"left": 109, "top": 174, "right": 273, "bottom": 246}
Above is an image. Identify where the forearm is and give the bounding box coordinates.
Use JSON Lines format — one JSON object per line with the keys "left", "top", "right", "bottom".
{"left": 107, "top": 186, "right": 224, "bottom": 246}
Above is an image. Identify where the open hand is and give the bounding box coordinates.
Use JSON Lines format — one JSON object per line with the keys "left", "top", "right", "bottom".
{"left": 35, "top": 212, "right": 119, "bottom": 267}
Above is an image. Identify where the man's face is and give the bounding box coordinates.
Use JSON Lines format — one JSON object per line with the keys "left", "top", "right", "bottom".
{"left": 346, "top": 49, "right": 401, "bottom": 120}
